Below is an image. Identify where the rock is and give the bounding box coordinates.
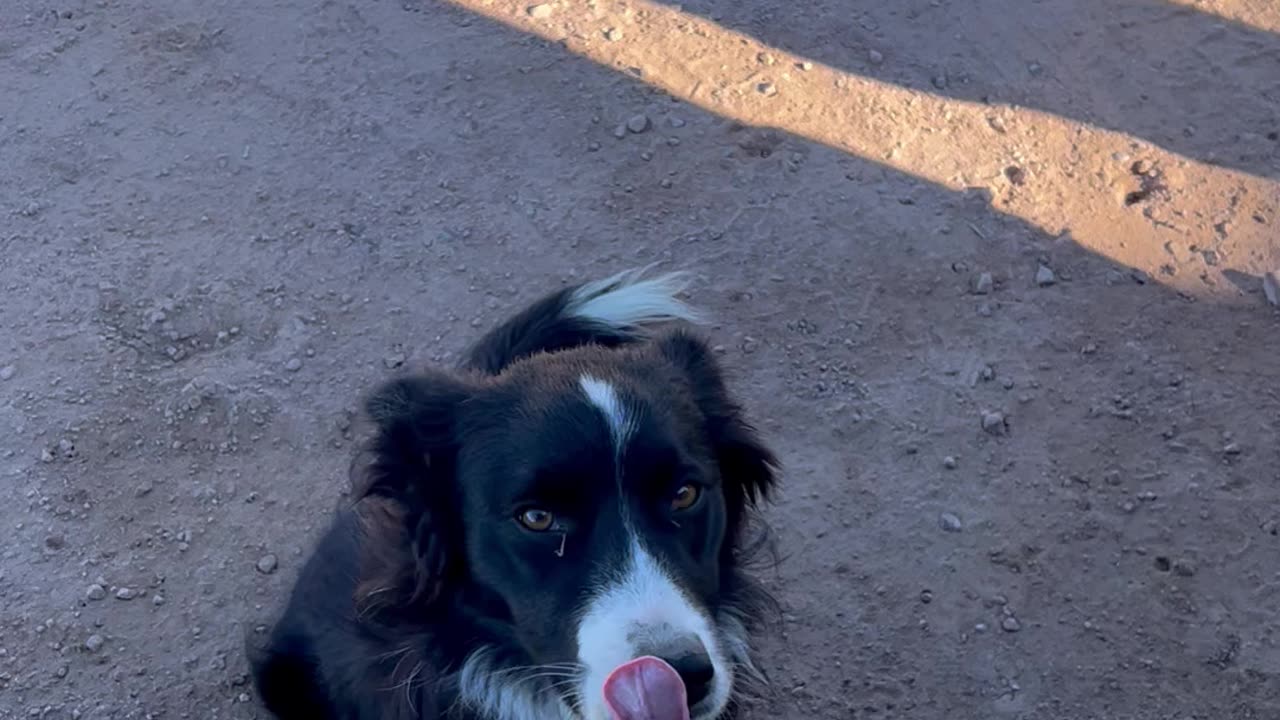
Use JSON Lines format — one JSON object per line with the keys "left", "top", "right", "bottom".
{"left": 612, "top": 124, "right": 627, "bottom": 139}
{"left": 943, "top": 456, "right": 958, "bottom": 470}
{"left": 1035, "top": 265, "right": 1056, "bottom": 286}
{"left": 40, "top": 448, "right": 55, "bottom": 463}
{"left": 932, "top": 74, "right": 948, "bottom": 89}
{"left": 603, "top": 27, "right": 622, "bottom": 41}
{"left": 57, "top": 438, "right": 76, "bottom": 458}
{"left": 938, "top": 512, "right": 963, "bottom": 532}
{"left": 0, "top": 365, "right": 14, "bottom": 381}
{"left": 85, "top": 584, "right": 106, "bottom": 601}
{"left": 668, "top": 116, "right": 686, "bottom": 128}
{"left": 1001, "top": 616, "right": 1022, "bottom": 632}
{"left": 152, "top": 594, "right": 166, "bottom": 606}
{"left": 284, "top": 357, "right": 303, "bottom": 372}
{"left": 868, "top": 49, "right": 884, "bottom": 65}
{"left": 1264, "top": 270, "right": 1279, "bottom": 307}
{"left": 256, "top": 554, "right": 279, "bottom": 574}
{"left": 84, "top": 634, "right": 105, "bottom": 653}
{"left": 972, "top": 272, "right": 994, "bottom": 295}
{"left": 626, "top": 114, "right": 650, "bottom": 134}
{"left": 1172, "top": 559, "right": 1197, "bottom": 577}
{"left": 756, "top": 82, "right": 778, "bottom": 96}
{"left": 526, "top": 3, "right": 553, "bottom": 19}
{"left": 981, "top": 411, "right": 1007, "bottom": 435}
{"left": 114, "top": 588, "right": 136, "bottom": 601}
{"left": 383, "top": 351, "right": 406, "bottom": 369}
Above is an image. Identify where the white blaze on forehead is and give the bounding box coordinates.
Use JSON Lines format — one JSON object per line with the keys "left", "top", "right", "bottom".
{"left": 578, "top": 374, "right": 636, "bottom": 455}
{"left": 575, "top": 538, "right": 732, "bottom": 720}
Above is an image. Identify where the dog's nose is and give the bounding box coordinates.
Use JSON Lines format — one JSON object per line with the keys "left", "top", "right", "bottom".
{"left": 644, "top": 636, "right": 715, "bottom": 708}
{"left": 665, "top": 650, "right": 715, "bottom": 708}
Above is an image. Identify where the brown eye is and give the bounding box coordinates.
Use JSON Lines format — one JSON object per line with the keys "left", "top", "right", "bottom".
{"left": 517, "top": 508, "right": 555, "bottom": 532}
{"left": 671, "top": 484, "right": 700, "bottom": 511}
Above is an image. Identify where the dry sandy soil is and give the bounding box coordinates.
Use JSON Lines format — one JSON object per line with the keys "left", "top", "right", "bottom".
{"left": 2, "top": 0, "right": 1279, "bottom": 718}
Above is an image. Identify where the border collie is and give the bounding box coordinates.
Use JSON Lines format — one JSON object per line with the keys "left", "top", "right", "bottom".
{"left": 250, "top": 269, "right": 780, "bottom": 720}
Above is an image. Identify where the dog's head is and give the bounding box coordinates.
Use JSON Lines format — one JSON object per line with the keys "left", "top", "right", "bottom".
{"left": 353, "top": 329, "right": 777, "bottom": 720}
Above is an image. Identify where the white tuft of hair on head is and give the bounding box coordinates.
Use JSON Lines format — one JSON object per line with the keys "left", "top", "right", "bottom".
{"left": 567, "top": 266, "right": 705, "bottom": 330}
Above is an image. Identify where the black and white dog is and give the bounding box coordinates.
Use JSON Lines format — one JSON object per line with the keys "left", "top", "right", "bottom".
{"left": 250, "top": 269, "right": 780, "bottom": 720}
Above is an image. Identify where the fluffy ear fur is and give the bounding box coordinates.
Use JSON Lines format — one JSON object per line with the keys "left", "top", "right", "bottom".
{"left": 353, "top": 373, "right": 471, "bottom": 620}
{"left": 654, "top": 330, "right": 779, "bottom": 521}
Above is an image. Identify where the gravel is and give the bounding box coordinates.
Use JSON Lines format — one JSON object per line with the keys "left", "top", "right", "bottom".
{"left": 256, "top": 554, "right": 279, "bottom": 574}
{"left": 1264, "top": 270, "right": 1279, "bottom": 306}
{"left": 981, "top": 411, "right": 1008, "bottom": 435}
{"left": 938, "top": 512, "right": 964, "bottom": 532}
{"left": 972, "top": 272, "right": 994, "bottom": 294}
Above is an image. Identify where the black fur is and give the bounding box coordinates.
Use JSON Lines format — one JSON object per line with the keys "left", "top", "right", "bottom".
{"left": 250, "top": 277, "right": 779, "bottom": 720}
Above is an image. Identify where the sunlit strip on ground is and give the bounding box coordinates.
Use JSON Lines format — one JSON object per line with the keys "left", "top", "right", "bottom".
{"left": 1164, "top": 0, "right": 1279, "bottom": 34}
{"left": 449, "top": 0, "right": 1278, "bottom": 300}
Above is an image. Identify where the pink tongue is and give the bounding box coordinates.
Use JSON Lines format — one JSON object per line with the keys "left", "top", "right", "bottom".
{"left": 603, "top": 656, "right": 691, "bottom": 720}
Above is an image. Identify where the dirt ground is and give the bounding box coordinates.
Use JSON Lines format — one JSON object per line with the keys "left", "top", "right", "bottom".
{"left": 2, "top": 0, "right": 1279, "bottom": 718}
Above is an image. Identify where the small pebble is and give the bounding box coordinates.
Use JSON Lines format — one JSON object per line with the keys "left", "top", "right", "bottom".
{"left": 85, "top": 584, "right": 106, "bottom": 601}
{"left": 942, "top": 456, "right": 958, "bottom": 470}
{"left": 626, "top": 114, "right": 650, "bottom": 134}
{"left": 757, "top": 82, "right": 778, "bottom": 96}
{"left": 932, "top": 74, "right": 948, "bottom": 89}
{"left": 256, "top": 554, "right": 279, "bottom": 574}
{"left": 0, "top": 365, "right": 14, "bottom": 381}
{"left": 1035, "top": 265, "right": 1056, "bottom": 286}
{"left": 1001, "top": 617, "right": 1022, "bottom": 632}
{"left": 114, "top": 588, "right": 136, "bottom": 601}
{"left": 981, "top": 411, "right": 1007, "bottom": 435}
{"left": 383, "top": 352, "right": 406, "bottom": 369}
{"left": 153, "top": 593, "right": 166, "bottom": 606}
{"left": 613, "top": 124, "right": 627, "bottom": 139}
{"left": 868, "top": 49, "right": 884, "bottom": 65}
{"left": 526, "top": 3, "right": 553, "bottom": 18}
{"left": 284, "top": 357, "right": 303, "bottom": 372}
{"left": 603, "top": 27, "right": 622, "bottom": 41}
{"left": 972, "top": 272, "right": 993, "bottom": 295}
{"left": 938, "top": 512, "right": 963, "bottom": 532}
{"left": 1263, "top": 270, "right": 1279, "bottom": 307}
{"left": 84, "top": 634, "right": 104, "bottom": 653}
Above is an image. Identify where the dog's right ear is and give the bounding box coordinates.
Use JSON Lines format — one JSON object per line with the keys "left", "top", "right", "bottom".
{"left": 353, "top": 373, "right": 471, "bottom": 619}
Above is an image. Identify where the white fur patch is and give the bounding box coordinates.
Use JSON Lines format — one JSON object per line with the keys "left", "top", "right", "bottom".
{"left": 455, "top": 646, "right": 578, "bottom": 720}
{"left": 574, "top": 537, "right": 733, "bottom": 720}
{"left": 579, "top": 375, "right": 635, "bottom": 459}
{"left": 567, "top": 267, "right": 704, "bottom": 330}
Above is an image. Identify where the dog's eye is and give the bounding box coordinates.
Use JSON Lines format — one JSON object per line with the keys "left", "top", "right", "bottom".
{"left": 516, "top": 508, "right": 555, "bottom": 532}
{"left": 671, "top": 484, "right": 700, "bottom": 511}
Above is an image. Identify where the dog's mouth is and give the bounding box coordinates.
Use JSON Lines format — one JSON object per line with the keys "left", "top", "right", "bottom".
{"left": 602, "top": 656, "right": 691, "bottom": 720}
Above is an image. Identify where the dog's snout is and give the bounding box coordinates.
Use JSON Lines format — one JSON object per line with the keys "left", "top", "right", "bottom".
{"left": 642, "top": 635, "right": 716, "bottom": 708}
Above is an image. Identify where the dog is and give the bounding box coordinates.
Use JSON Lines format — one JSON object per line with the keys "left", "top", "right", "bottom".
{"left": 250, "top": 268, "right": 780, "bottom": 720}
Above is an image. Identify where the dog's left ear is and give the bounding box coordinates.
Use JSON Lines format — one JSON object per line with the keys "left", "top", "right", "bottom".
{"left": 655, "top": 330, "right": 779, "bottom": 516}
